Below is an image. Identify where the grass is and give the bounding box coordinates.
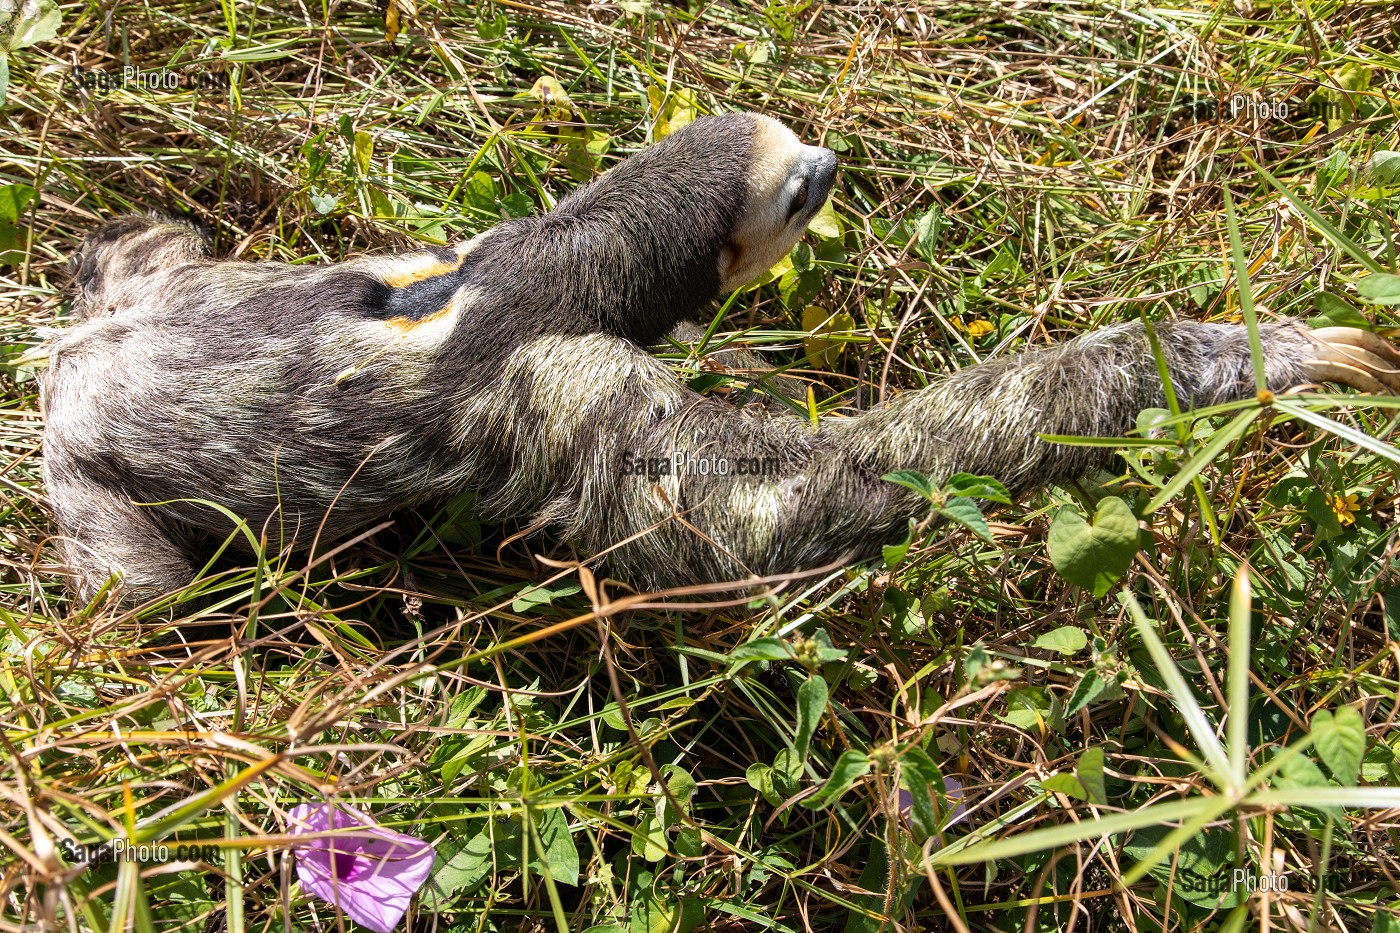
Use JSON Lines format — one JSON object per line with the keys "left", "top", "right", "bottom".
{"left": 2, "top": 0, "right": 1400, "bottom": 930}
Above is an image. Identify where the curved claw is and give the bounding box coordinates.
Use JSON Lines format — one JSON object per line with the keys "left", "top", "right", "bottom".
{"left": 1304, "top": 359, "right": 1391, "bottom": 394}
{"left": 1311, "top": 327, "right": 1400, "bottom": 369}
{"left": 1305, "top": 327, "right": 1400, "bottom": 394}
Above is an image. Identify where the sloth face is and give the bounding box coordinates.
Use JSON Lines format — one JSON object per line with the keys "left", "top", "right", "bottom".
{"left": 721, "top": 115, "right": 838, "bottom": 292}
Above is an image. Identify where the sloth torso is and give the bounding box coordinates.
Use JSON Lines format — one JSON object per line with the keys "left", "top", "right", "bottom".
{"left": 46, "top": 252, "right": 521, "bottom": 543}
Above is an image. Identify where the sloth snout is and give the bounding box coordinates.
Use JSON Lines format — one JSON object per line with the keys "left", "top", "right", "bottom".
{"left": 799, "top": 147, "right": 838, "bottom": 211}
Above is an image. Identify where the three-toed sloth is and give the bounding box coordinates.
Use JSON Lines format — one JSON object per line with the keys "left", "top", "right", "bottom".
{"left": 41, "top": 113, "right": 1400, "bottom": 602}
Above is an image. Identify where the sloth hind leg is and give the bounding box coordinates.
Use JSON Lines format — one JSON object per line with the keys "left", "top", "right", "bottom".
{"left": 45, "top": 471, "right": 198, "bottom": 603}
{"left": 69, "top": 214, "right": 210, "bottom": 319}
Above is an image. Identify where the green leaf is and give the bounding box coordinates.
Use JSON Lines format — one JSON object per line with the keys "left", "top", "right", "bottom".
{"left": 632, "top": 813, "right": 667, "bottom": 863}
{"left": 963, "top": 643, "right": 989, "bottom": 683}
{"left": 745, "top": 763, "right": 781, "bottom": 806}
{"left": 802, "top": 750, "right": 870, "bottom": 809}
{"left": 1305, "top": 488, "right": 1345, "bottom": 540}
{"left": 600, "top": 702, "right": 626, "bottom": 731}
{"left": 881, "top": 518, "right": 915, "bottom": 568}
{"left": 899, "top": 746, "right": 944, "bottom": 838}
{"left": 807, "top": 197, "right": 841, "bottom": 238}
{"left": 1047, "top": 496, "right": 1140, "bottom": 597}
{"left": 790, "top": 241, "right": 814, "bottom": 272}
{"left": 793, "top": 674, "right": 827, "bottom": 764}
{"left": 1274, "top": 749, "right": 1328, "bottom": 787}
{"left": 773, "top": 746, "right": 803, "bottom": 780}
{"left": 1122, "top": 824, "right": 1240, "bottom": 909}
{"left": 628, "top": 868, "right": 677, "bottom": 933}
{"left": 1357, "top": 273, "right": 1400, "bottom": 305}
{"left": 1186, "top": 263, "right": 1219, "bottom": 308}
{"left": 1365, "top": 151, "right": 1400, "bottom": 187}
{"left": 1, "top": 0, "right": 61, "bottom": 52}
{"left": 936, "top": 496, "right": 992, "bottom": 543}
{"left": 1373, "top": 902, "right": 1400, "bottom": 933}
{"left": 0, "top": 182, "right": 35, "bottom": 264}
{"left": 942, "top": 472, "right": 1012, "bottom": 504}
{"left": 726, "top": 637, "right": 792, "bottom": 664}
{"left": 999, "top": 686, "right": 1056, "bottom": 731}
{"left": 535, "top": 807, "right": 579, "bottom": 885}
{"left": 352, "top": 130, "right": 374, "bottom": 176}
{"left": 1272, "top": 747, "right": 1340, "bottom": 817}
{"left": 882, "top": 470, "right": 934, "bottom": 499}
{"left": 1076, "top": 747, "right": 1107, "bottom": 805}
{"left": 809, "top": 628, "right": 847, "bottom": 665}
{"left": 1310, "top": 291, "right": 1370, "bottom": 329}
{"left": 1316, "top": 149, "right": 1351, "bottom": 195}
{"left": 1305, "top": 62, "right": 1371, "bottom": 131}
{"left": 500, "top": 191, "right": 533, "bottom": 219}
{"left": 1041, "top": 772, "right": 1086, "bottom": 799}
{"left": 1065, "top": 669, "right": 1115, "bottom": 717}
{"left": 427, "top": 833, "right": 494, "bottom": 899}
{"left": 1313, "top": 706, "right": 1365, "bottom": 786}
{"left": 913, "top": 206, "right": 943, "bottom": 261}
{"left": 657, "top": 764, "right": 697, "bottom": 830}
{"left": 0, "top": 182, "right": 35, "bottom": 223}
{"left": 511, "top": 580, "right": 582, "bottom": 613}
{"left": 1030, "top": 625, "right": 1088, "bottom": 656}
{"left": 802, "top": 306, "right": 855, "bottom": 368}
{"left": 462, "top": 170, "right": 497, "bottom": 211}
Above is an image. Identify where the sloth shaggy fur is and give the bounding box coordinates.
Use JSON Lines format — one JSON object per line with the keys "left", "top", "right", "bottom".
{"left": 39, "top": 113, "right": 1400, "bottom": 602}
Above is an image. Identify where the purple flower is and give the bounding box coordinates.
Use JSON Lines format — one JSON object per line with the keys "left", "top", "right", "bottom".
{"left": 897, "top": 776, "right": 969, "bottom": 830}
{"left": 288, "top": 803, "right": 435, "bottom": 933}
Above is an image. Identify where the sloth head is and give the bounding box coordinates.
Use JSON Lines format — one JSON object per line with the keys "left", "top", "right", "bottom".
{"left": 708, "top": 114, "right": 839, "bottom": 292}
{"left": 528, "top": 112, "right": 838, "bottom": 343}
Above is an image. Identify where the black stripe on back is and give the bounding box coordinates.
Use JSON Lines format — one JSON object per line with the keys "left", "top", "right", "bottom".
{"left": 370, "top": 258, "right": 474, "bottom": 321}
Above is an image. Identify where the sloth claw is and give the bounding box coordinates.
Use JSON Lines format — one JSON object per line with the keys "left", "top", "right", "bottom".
{"left": 1305, "top": 327, "right": 1400, "bottom": 394}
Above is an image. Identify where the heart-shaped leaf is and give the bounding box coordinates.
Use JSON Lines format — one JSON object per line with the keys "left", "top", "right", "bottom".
{"left": 1031, "top": 625, "right": 1088, "bottom": 655}
{"left": 1047, "top": 496, "right": 1141, "bottom": 597}
{"left": 1313, "top": 705, "right": 1365, "bottom": 786}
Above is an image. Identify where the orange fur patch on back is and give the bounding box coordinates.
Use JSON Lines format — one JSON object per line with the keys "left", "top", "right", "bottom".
{"left": 383, "top": 299, "right": 460, "bottom": 334}
{"left": 380, "top": 256, "right": 463, "bottom": 288}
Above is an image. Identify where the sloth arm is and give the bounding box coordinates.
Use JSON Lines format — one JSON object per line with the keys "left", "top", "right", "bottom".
{"left": 505, "top": 320, "right": 1393, "bottom": 589}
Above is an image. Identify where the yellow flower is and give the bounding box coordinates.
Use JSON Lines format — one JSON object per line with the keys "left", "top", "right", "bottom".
{"left": 966, "top": 320, "right": 995, "bottom": 338}
{"left": 1330, "top": 492, "right": 1361, "bottom": 526}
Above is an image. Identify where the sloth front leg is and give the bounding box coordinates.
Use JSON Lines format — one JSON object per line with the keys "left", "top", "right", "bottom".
{"left": 516, "top": 322, "right": 1400, "bottom": 589}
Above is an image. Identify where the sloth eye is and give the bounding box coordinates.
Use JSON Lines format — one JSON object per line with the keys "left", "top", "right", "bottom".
{"left": 787, "top": 178, "right": 811, "bottom": 219}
